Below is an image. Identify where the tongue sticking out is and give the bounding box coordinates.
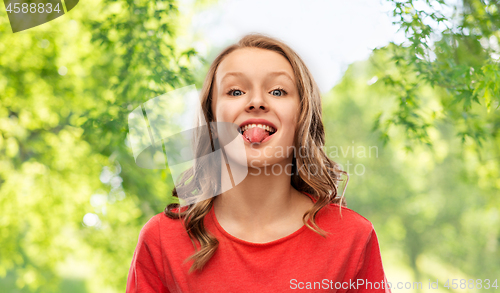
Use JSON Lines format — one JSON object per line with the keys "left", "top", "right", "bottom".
{"left": 243, "top": 127, "right": 270, "bottom": 143}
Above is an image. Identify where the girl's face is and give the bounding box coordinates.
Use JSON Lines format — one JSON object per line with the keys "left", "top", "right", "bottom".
{"left": 211, "top": 48, "right": 300, "bottom": 167}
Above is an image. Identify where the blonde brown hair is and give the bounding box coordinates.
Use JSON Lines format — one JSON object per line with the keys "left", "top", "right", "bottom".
{"left": 164, "top": 33, "right": 348, "bottom": 273}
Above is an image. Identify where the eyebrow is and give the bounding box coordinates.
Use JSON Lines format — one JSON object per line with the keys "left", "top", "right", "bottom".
{"left": 220, "top": 71, "right": 295, "bottom": 85}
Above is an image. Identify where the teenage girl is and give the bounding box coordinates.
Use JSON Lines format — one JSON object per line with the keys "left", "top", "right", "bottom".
{"left": 126, "top": 33, "right": 391, "bottom": 293}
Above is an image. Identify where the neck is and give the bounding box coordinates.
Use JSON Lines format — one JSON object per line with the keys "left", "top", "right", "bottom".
{"left": 213, "top": 158, "right": 303, "bottom": 227}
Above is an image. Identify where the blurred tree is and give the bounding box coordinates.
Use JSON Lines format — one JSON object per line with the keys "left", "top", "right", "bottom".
{"left": 371, "top": 5, "right": 500, "bottom": 282}
{"left": 377, "top": 0, "right": 500, "bottom": 151}
{"left": 0, "top": 0, "right": 201, "bottom": 291}
{"left": 323, "top": 50, "right": 499, "bottom": 291}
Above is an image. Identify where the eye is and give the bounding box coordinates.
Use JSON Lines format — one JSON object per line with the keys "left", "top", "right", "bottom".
{"left": 270, "top": 87, "right": 288, "bottom": 97}
{"left": 227, "top": 88, "right": 244, "bottom": 96}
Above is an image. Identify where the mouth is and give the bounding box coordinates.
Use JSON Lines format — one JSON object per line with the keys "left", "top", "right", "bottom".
{"left": 237, "top": 123, "right": 278, "bottom": 144}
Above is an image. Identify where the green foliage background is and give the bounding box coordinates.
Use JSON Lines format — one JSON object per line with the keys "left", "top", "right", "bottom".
{"left": 0, "top": 0, "right": 498, "bottom": 292}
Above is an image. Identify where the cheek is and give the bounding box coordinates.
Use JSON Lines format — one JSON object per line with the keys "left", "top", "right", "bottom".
{"left": 280, "top": 105, "right": 300, "bottom": 145}
{"left": 214, "top": 102, "right": 229, "bottom": 121}
{"left": 282, "top": 105, "right": 300, "bottom": 130}
{"left": 212, "top": 97, "right": 225, "bottom": 121}
{"left": 215, "top": 98, "right": 247, "bottom": 121}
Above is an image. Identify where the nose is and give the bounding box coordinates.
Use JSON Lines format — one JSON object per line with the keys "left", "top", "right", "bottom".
{"left": 246, "top": 90, "right": 268, "bottom": 112}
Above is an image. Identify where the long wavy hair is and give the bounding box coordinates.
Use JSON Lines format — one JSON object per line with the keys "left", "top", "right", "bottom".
{"left": 164, "top": 33, "right": 348, "bottom": 273}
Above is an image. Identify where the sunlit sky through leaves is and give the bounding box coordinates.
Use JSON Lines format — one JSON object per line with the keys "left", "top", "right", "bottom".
{"left": 179, "top": 0, "right": 409, "bottom": 93}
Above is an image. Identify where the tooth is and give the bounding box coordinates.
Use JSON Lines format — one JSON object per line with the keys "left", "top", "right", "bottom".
{"left": 251, "top": 124, "right": 256, "bottom": 128}
{"left": 257, "top": 124, "right": 263, "bottom": 128}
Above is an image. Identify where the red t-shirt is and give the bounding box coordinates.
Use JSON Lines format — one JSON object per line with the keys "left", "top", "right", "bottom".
{"left": 126, "top": 192, "right": 391, "bottom": 292}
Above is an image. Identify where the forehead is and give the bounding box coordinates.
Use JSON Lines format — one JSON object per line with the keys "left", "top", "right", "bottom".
{"left": 215, "top": 48, "right": 295, "bottom": 84}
